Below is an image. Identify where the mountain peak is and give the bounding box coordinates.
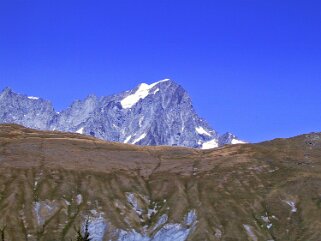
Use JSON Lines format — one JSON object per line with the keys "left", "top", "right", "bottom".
{"left": 138, "top": 78, "right": 177, "bottom": 89}
{"left": 0, "top": 80, "right": 243, "bottom": 148}
{"left": 1, "top": 87, "right": 13, "bottom": 95}
{"left": 219, "top": 132, "right": 246, "bottom": 145}
{"left": 120, "top": 79, "right": 175, "bottom": 109}
{"left": 0, "top": 87, "right": 41, "bottom": 100}
{"left": 138, "top": 78, "right": 174, "bottom": 88}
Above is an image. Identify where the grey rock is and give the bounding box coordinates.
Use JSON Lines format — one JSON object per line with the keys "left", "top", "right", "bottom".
{"left": 219, "top": 132, "right": 245, "bottom": 145}
{"left": 0, "top": 87, "right": 56, "bottom": 130}
{"left": 0, "top": 80, "right": 244, "bottom": 148}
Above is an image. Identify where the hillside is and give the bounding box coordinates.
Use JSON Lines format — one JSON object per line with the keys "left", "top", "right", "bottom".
{"left": 0, "top": 124, "right": 320, "bottom": 240}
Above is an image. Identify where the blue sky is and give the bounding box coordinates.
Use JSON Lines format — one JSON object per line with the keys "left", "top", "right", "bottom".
{"left": 0, "top": 0, "right": 320, "bottom": 142}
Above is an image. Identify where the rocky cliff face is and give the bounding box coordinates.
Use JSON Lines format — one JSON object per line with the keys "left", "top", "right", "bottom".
{"left": 0, "top": 87, "right": 56, "bottom": 130}
{"left": 0, "top": 124, "right": 321, "bottom": 240}
{"left": 0, "top": 80, "right": 244, "bottom": 148}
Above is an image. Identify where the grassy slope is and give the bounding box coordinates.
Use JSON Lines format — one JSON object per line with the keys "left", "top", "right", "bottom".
{"left": 0, "top": 124, "right": 321, "bottom": 240}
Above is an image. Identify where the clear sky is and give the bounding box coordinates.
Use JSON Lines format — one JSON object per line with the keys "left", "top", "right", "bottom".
{"left": 0, "top": 0, "right": 320, "bottom": 142}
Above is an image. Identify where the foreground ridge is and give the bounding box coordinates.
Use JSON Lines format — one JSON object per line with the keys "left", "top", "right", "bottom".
{"left": 0, "top": 124, "right": 320, "bottom": 240}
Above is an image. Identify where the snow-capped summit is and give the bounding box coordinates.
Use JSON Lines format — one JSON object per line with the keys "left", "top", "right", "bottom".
{"left": 120, "top": 79, "right": 170, "bottom": 109}
{"left": 0, "top": 80, "right": 244, "bottom": 148}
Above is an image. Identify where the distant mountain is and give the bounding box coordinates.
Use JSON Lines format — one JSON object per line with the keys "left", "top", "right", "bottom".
{"left": 0, "top": 87, "right": 56, "bottom": 130}
{"left": 0, "top": 79, "right": 244, "bottom": 148}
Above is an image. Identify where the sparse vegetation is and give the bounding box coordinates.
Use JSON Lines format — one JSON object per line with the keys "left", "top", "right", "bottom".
{"left": 0, "top": 125, "right": 321, "bottom": 240}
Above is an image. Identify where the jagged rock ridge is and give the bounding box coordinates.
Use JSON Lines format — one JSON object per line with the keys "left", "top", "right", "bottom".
{"left": 0, "top": 79, "right": 244, "bottom": 148}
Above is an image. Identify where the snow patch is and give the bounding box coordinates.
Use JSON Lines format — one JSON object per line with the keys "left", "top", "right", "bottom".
{"left": 120, "top": 79, "right": 169, "bottom": 109}
{"left": 76, "top": 127, "right": 84, "bottom": 134}
{"left": 184, "top": 209, "right": 197, "bottom": 226}
{"left": 28, "top": 96, "right": 39, "bottom": 100}
{"left": 76, "top": 194, "right": 83, "bottom": 205}
{"left": 201, "top": 139, "right": 218, "bottom": 149}
{"left": 153, "top": 88, "right": 160, "bottom": 95}
{"left": 124, "top": 135, "right": 132, "bottom": 144}
{"left": 34, "top": 201, "right": 57, "bottom": 226}
{"left": 214, "top": 228, "right": 222, "bottom": 239}
{"left": 117, "top": 229, "right": 149, "bottom": 241}
{"left": 34, "top": 202, "right": 41, "bottom": 225}
{"left": 139, "top": 116, "right": 144, "bottom": 127}
{"left": 152, "top": 214, "right": 168, "bottom": 232}
{"left": 261, "top": 213, "right": 273, "bottom": 229}
{"left": 148, "top": 206, "right": 158, "bottom": 219}
{"left": 285, "top": 200, "right": 297, "bottom": 213}
{"left": 231, "top": 139, "right": 246, "bottom": 144}
{"left": 116, "top": 209, "right": 196, "bottom": 241}
{"left": 85, "top": 211, "right": 107, "bottom": 241}
{"left": 261, "top": 215, "right": 269, "bottom": 223}
{"left": 126, "top": 193, "right": 143, "bottom": 215}
{"left": 195, "top": 126, "right": 211, "bottom": 136}
{"left": 243, "top": 224, "right": 257, "bottom": 241}
{"left": 132, "top": 133, "right": 147, "bottom": 144}
{"left": 152, "top": 223, "right": 192, "bottom": 241}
